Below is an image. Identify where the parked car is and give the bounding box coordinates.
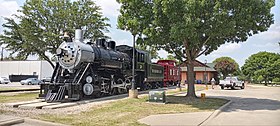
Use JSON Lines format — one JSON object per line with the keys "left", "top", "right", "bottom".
{"left": 219, "top": 76, "right": 245, "bottom": 89}
{"left": 20, "top": 78, "right": 43, "bottom": 85}
{"left": 0, "top": 77, "right": 11, "bottom": 84}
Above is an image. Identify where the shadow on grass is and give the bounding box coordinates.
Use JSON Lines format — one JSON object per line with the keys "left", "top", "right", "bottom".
{"left": 165, "top": 95, "right": 229, "bottom": 111}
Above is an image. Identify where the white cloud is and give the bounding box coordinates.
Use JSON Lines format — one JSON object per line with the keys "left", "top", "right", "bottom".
{"left": 209, "top": 53, "right": 222, "bottom": 59}
{"left": 252, "top": 42, "right": 277, "bottom": 48}
{"left": 157, "top": 49, "right": 169, "bottom": 58}
{"left": 116, "top": 39, "right": 130, "bottom": 46}
{"left": 94, "top": 0, "right": 121, "bottom": 18}
{"left": 255, "top": 24, "right": 280, "bottom": 40}
{"left": 0, "top": 0, "right": 21, "bottom": 34}
{"left": 214, "top": 43, "right": 242, "bottom": 54}
{"left": 0, "top": 0, "right": 20, "bottom": 18}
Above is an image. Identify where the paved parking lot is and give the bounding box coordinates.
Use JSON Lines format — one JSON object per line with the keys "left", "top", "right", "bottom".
{"left": 203, "top": 85, "right": 280, "bottom": 125}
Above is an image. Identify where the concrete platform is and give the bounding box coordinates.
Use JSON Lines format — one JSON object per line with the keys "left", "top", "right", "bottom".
{"left": 42, "top": 102, "right": 77, "bottom": 109}
{"left": 18, "top": 102, "right": 61, "bottom": 109}
{"left": 0, "top": 115, "right": 24, "bottom": 126}
{"left": 5, "top": 99, "right": 44, "bottom": 108}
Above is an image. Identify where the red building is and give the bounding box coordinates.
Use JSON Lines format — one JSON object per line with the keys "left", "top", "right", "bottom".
{"left": 179, "top": 60, "right": 218, "bottom": 84}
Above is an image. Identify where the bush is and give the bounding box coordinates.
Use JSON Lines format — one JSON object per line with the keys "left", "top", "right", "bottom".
{"left": 272, "top": 78, "right": 280, "bottom": 84}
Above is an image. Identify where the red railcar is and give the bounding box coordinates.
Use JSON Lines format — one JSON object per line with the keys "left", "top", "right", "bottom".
{"left": 157, "top": 60, "right": 181, "bottom": 87}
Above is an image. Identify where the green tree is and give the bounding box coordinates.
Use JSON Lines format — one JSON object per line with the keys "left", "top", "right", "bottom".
{"left": 117, "top": 0, "right": 153, "bottom": 38}
{"left": 136, "top": 44, "right": 159, "bottom": 59}
{"left": 242, "top": 52, "right": 280, "bottom": 85}
{"left": 141, "top": 0, "right": 274, "bottom": 98}
{"left": 272, "top": 78, "right": 280, "bottom": 83}
{"left": 159, "top": 54, "right": 182, "bottom": 65}
{"left": 117, "top": 0, "right": 154, "bottom": 57}
{"left": 0, "top": 0, "right": 110, "bottom": 68}
{"left": 213, "top": 57, "right": 239, "bottom": 79}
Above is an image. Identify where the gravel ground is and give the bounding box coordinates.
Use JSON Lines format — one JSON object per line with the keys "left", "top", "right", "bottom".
{"left": 0, "top": 93, "right": 150, "bottom": 118}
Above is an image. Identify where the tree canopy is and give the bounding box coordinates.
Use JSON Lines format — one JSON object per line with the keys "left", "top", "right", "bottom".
{"left": 120, "top": 0, "right": 275, "bottom": 98}
{"left": 117, "top": 0, "right": 153, "bottom": 36}
{"left": 135, "top": 44, "right": 159, "bottom": 59}
{"left": 242, "top": 52, "right": 280, "bottom": 84}
{"left": 213, "top": 57, "right": 239, "bottom": 79}
{"left": 0, "top": 0, "right": 110, "bottom": 68}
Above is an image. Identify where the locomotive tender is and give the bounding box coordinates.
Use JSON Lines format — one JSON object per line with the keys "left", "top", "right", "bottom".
{"left": 40, "top": 29, "right": 164, "bottom": 102}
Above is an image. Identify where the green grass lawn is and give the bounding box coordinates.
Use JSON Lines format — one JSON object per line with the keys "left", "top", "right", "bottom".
{"left": 0, "top": 92, "right": 38, "bottom": 103}
{"left": 38, "top": 85, "right": 227, "bottom": 126}
{"left": 39, "top": 96, "right": 227, "bottom": 126}
{"left": 0, "top": 87, "right": 20, "bottom": 91}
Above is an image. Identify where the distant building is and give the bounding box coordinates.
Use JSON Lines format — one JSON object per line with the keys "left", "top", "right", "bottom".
{"left": 179, "top": 60, "right": 218, "bottom": 84}
{"left": 0, "top": 60, "right": 53, "bottom": 80}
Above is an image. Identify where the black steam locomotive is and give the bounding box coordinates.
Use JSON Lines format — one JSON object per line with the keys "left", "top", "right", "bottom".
{"left": 39, "top": 29, "right": 164, "bottom": 102}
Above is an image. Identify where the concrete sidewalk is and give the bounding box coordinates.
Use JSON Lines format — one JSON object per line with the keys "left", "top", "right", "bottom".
{"left": 138, "top": 112, "right": 212, "bottom": 126}
{"left": 0, "top": 115, "right": 67, "bottom": 126}
{"left": 0, "top": 115, "right": 24, "bottom": 126}
{"left": 138, "top": 89, "right": 232, "bottom": 126}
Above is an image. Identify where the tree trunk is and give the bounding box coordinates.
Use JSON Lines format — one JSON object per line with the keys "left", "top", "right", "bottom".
{"left": 46, "top": 59, "right": 55, "bottom": 68}
{"left": 41, "top": 54, "right": 55, "bottom": 68}
{"left": 186, "top": 60, "right": 197, "bottom": 98}
{"left": 36, "top": 49, "right": 55, "bottom": 68}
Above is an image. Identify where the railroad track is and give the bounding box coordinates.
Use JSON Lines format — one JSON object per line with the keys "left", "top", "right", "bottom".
{"left": 5, "top": 86, "right": 178, "bottom": 110}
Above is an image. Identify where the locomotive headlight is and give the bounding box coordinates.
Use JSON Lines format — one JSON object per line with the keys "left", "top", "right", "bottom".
{"left": 86, "top": 76, "right": 93, "bottom": 83}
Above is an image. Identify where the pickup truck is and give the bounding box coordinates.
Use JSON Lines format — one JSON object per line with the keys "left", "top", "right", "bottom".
{"left": 219, "top": 77, "right": 245, "bottom": 89}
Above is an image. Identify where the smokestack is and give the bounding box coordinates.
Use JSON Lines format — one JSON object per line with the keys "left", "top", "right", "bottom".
{"left": 75, "top": 29, "right": 83, "bottom": 42}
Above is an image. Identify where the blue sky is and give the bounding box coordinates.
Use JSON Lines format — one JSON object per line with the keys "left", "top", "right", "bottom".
{"left": 0, "top": 0, "right": 279, "bottom": 67}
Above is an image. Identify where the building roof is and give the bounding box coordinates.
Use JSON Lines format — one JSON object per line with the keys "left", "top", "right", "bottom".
{"left": 180, "top": 67, "right": 217, "bottom": 72}
{"left": 206, "top": 63, "right": 216, "bottom": 69}
{"left": 179, "top": 60, "right": 217, "bottom": 72}
{"left": 179, "top": 60, "right": 209, "bottom": 67}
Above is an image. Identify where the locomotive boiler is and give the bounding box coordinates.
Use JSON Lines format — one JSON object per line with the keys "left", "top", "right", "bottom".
{"left": 40, "top": 29, "right": 164, "bottom": 102}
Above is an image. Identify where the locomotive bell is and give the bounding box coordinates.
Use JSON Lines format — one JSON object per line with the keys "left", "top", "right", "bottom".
{"left": 57, "top": 29, "right": 95, "bottom": 70}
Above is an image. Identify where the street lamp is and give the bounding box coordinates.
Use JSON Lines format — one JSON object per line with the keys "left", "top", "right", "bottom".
{"left": 205, "top": 60, "right": 208, "bottom": 90}
{"left": 132, "top": 36, "right": 135, "bottom": 90}
{"left": 129, "top": 35, "right": 138, "bottom": 98}
{"left": 1, "top": 47, "right": 4, "bottom": 61}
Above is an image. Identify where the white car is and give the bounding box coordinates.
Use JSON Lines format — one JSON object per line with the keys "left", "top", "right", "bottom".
{"left": 219, "top": 77, "right": 245, "bottom": 90}
{"left": 20, "top": 78, "right": 43, "bottom": 85}
{"left": 0, "top": 77, "right": 11, "bottom": 84}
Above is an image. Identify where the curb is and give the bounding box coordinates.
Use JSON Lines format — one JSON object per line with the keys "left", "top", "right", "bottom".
{"left": 198, "top": 100, "right": 232, "bottom": 126}
{"left": 0, "top": 117, "right": 24, "bottom": 126}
